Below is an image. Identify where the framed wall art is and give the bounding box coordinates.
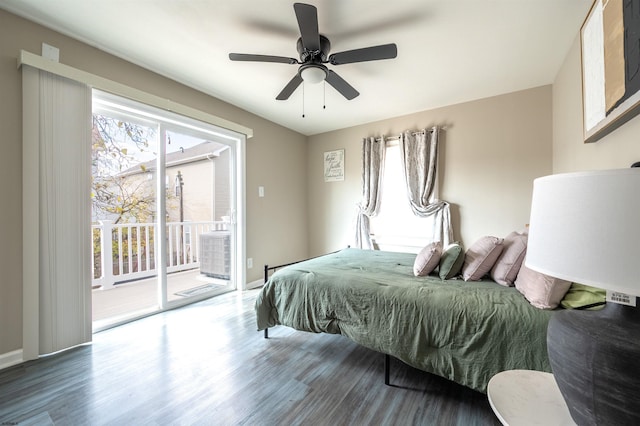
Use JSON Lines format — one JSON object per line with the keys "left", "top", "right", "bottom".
{"left": 324, "top": 149, "right": 344, "bottom": 182}
{"left": 581, "top": 0, "right": 640, "bottom": 143}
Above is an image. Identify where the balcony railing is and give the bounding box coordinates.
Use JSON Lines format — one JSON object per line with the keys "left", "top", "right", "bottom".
{"left": 92, "top": 220, "right": 227, "bottom": 290}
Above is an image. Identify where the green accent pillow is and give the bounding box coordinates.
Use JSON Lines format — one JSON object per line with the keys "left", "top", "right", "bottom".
{"left": 439, "top": 243, "right": 465, "bottom": 280}
{"left": 560, "top": 283, "right": 606, "bottom": 310}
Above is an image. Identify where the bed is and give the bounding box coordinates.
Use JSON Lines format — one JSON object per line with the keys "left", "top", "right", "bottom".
{"left": 254, "top": 247, "right": 554, "bottom": 393}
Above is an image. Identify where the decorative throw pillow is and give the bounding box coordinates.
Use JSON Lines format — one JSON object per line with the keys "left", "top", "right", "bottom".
{"left": 490, "top": 231, "right": 528, "bottom": 286}
{"left": 413, "top": 242, "right": 442, "bottom": 276}
{"left": 462, "top": 236, "right": 504, "bottom": 281}
{"left": 515, "top": 263, "right": 572, "bottom": 309}
{"left": 560, "top": 283, "right": 606, "bottom": 310}
{"left": 439, "top": 243, "right": 465, "bottom": 280}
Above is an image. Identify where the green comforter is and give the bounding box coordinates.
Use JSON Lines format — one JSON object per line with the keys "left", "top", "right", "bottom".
{"left": 255, "top": 248, "right": 553, "bottom": 393}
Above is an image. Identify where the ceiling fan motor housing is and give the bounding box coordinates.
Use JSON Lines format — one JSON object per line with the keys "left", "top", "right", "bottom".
{"left": 297, "top": 34, "right": 331, "bottom": 63}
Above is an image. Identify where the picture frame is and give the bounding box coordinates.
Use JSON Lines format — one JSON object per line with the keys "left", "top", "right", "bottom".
{"left": 581, "top": 0, "right": 640, "bottom": 143}
{"left": 323, "top": 149, "right": 344, "bottom": 182}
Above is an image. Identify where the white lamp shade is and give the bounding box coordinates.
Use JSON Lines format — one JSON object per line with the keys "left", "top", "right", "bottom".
{"left": 526, "top": 168, "right": 640, "bottom": 295}
{"left": 300, "top": 66, "right": 326, "bottom": 84}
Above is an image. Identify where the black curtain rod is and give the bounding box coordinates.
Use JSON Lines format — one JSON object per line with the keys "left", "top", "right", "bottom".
{"left": 374, "top": 127, "right": 442, "bottom": 143}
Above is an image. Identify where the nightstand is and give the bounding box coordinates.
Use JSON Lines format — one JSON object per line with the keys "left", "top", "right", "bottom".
{"left": 487, "top": 370, "right": 576, "bottom": 426}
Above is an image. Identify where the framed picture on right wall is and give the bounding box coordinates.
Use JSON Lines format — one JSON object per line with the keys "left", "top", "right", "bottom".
{"left": 581, "top": 0, "right": 640, "bottom": 143}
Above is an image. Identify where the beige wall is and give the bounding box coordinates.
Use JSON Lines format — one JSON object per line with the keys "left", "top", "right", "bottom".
{"left": 552, "top": 34, "right": 640, "bottom": 172}
{"left": 0, "top": 10, "right": 308, "bottom": 356}
{"left": 307, "top": 86, "right": 553, "bottom": 256}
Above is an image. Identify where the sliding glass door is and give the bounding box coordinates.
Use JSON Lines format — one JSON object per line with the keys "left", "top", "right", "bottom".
{"left": 91, "top": 91, "right": 240, "bottom": 329}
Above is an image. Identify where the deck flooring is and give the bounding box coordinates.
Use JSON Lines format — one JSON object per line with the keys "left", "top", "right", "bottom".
{"left": 92, "top": 269, "right": 232, "bottom": 324}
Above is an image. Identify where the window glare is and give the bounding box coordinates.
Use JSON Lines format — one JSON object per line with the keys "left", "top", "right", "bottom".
{"left": 370, "top": 144, "right": 436, "bottom": 252}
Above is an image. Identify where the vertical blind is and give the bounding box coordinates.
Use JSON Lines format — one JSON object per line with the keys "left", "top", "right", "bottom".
{"left": 22, "top": 65, "right": 92, "bottom": 358}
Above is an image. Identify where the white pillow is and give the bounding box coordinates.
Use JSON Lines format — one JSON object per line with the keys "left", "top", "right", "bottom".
{"left": 413, "top": 242, "right": 442, "bottom": 276}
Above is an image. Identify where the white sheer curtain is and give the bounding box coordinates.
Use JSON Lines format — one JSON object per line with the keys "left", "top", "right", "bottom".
{"left": 398, "top": 126, "right": 452, "bottom": 246}
{"left": 354, "top": 136, "right": 386, "bottom": 249}
{"left": 22, "top": 66, "right": 92, "bottom": 359}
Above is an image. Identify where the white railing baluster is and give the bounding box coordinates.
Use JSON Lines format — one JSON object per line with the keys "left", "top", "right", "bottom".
{"left": 117, "top": 227, "right": 123, "bottom": 277}
{"left": 100, "top": 220, "right": 115, "bottom": 290}
{"left": 183, "top": 224, "right": 189, "bottom": 264}
{"left": 175, "top": 225, "right": 181, "bottom": 265}
{"left": 145, "top": 225, "right": 151, "bottom": 272}
{"left": 168, "top": 223, "right": 174, "bottom": 267}
{"left": 136, "top": 225, "right": 141, "bottom": 273}
{"left": 127, "top": 225, "right": 133, "bottom": 275}
{"left": 193, "top": 224, "right": 199, "bottom": 262}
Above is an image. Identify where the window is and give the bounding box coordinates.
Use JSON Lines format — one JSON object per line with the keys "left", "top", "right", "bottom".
{"left": 370, "top": 140, "right": 437, "bottom": 253}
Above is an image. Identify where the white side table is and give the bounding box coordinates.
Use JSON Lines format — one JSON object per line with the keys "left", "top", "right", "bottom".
{"left": 487, "top": 370, "right": 576, "bottom": 426}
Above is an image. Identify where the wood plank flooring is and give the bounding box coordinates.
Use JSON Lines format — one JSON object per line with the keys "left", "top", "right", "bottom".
{"left": 0, "top": 289, "right": 500, "bottom": 425}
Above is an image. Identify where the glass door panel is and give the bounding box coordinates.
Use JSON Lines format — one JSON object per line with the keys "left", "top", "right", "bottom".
{"left": 164, "top": 130, "right": 236, "bottom": 303}
{"left": 91, "top": 111, "right": 160, "bottom": 327}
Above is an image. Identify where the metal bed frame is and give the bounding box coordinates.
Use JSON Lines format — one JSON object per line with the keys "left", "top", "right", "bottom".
{"left": 260, "top": 247, "right": 392, "bottom": 385}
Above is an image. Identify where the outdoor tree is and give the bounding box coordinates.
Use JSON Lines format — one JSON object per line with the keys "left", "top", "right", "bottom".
{"left": 91, "top": 114, "right": 158, "bottom": 224}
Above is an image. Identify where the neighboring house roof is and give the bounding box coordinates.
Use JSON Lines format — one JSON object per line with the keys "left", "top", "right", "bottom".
{"left": 119, "top": 141, "right": 227, "bottom": 176}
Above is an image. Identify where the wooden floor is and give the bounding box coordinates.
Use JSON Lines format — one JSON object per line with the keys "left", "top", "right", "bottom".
{"left": 0, "top": 289, "right": 500, "bottom": 425}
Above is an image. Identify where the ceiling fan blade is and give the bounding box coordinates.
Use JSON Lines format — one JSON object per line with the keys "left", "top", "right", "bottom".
{"left": 325, "top": 70, "right": 359, "bottom": 100}
{"left": 294, "top": 3, "right": 320, "bottom": 52}
{"left": 329, "top": 43, "right": 398, "bottom": 65}
{"left": 229, "top": 53, "right": 298, "bottom": 64}
{"left": 276, "top": 74, "right": 304, "bottom": 100}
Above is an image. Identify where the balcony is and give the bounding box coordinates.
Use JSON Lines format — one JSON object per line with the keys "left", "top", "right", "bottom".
{"left": 92, "top": 220, "right": 232, "bottom": 323}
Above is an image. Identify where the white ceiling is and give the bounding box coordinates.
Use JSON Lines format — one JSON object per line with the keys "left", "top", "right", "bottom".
{"left": 2, "top": 0, "right": 592, "bottom": 136}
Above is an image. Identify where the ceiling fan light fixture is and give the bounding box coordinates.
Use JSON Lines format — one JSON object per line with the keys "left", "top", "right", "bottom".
{"left": 300, "top": 66, "right": 326, "bottom": 84}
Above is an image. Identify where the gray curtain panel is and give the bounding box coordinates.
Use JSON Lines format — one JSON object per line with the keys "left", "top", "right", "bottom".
{"left": 355, "top": 136, "right": 386, "bottom": 249}
{"left": 399, "top": 127, "right": 452, "bottom": 245}
{"left": 399, "top": 127, "right": 441, "bottom": 214}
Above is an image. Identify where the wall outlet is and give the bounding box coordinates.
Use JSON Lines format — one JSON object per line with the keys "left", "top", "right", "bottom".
{"left": 247, "top": 258, "right": 253, "bottom": 269}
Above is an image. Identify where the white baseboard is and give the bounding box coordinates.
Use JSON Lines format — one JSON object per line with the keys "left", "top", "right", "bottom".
{"left": 246, "top": 278, "right": 264, "bottom": 290}
{"left": 0, "top": 349, "right": 24, "bottom": 371}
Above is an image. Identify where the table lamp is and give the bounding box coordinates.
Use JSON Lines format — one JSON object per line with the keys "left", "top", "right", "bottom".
{"left": 526, "top": 168, "right": 640, "bottom": 425}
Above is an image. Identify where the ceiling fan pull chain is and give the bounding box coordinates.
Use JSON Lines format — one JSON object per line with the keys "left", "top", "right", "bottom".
{"left": 323, "top": 81, "right": 326, "bottom": 110}
{"left": 302, "top": 83, "right": 305, "bottom": 118}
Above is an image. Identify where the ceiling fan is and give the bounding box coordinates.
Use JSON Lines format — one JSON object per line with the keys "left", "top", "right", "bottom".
{"left": 229, "top": 2, "right": 398, "bottom": 101}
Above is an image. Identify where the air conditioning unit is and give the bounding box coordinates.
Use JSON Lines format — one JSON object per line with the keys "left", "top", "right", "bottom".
{"left": 199, "top": 231, "right": 231, "bottom": 279}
